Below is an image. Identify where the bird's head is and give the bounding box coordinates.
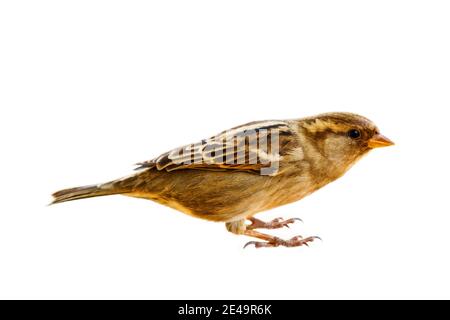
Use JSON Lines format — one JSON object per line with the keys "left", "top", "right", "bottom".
{"left": 300, "top": 112, "right": 394, "bottom": 175}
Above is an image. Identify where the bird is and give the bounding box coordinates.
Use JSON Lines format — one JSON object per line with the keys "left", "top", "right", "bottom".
{"left": 51, "top": 112, "right": 394, "bottom": 249}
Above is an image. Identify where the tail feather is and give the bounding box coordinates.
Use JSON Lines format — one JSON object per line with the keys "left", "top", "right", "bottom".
{"left": 51, "top": 184, "right": 122, "bottom": 205}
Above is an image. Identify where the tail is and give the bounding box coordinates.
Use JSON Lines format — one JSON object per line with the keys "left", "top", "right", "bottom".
{"left": 51, "top": 183, "right": 125, "bottom": 205}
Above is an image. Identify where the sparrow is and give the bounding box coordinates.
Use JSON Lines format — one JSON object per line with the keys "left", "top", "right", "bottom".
{"left": 51, "top": 112, "right": 394, "bottom": 249}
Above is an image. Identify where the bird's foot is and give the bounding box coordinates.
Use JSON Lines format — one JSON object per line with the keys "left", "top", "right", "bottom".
{"left": 247, "top": 217, "right": 302, "bottom": 230}
{"left": 244, "top": 235, "right": 321, "bottom": 249}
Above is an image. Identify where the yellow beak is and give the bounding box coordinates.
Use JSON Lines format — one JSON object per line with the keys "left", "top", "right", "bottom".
{"left": 367, "top": 134, "right": 395, "bottom": 149}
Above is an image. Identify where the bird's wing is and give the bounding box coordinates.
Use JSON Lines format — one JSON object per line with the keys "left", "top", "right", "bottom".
{"left": 135, "top": 120, "right": 296, "bottom": 176}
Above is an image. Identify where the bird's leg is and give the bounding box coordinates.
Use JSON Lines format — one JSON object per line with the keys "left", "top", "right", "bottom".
{"left": 247, "top": 217, "right": 302, "bottom": 230}
{"left": 225, "top": 220, "right": 320, "bottom": 249}
{"left": 243, "top": 230, "right": 320, "bottom": 249}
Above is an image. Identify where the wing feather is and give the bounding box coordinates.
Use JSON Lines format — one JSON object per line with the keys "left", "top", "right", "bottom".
{"left": 136, "top": 120, "right": 295, "bottom": 175}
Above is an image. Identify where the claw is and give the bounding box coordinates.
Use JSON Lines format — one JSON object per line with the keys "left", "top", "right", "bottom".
{"left": 244, "top": 241, "right": 257, "bottom": 249}
{"left": 244, "top": 241, "right": 275, "bottom": 249}
{"left": 281, "top": 218, "right": 303, "bottom": 228}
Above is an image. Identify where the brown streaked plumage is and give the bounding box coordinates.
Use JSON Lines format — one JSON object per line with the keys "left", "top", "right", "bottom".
{"left": 51, "top": 112, "right": 394, "bottom": 249}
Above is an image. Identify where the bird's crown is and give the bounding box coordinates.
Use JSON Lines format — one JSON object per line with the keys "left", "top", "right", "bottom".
{"left": 301, "top": 112, "right": 377, "bottom": 134}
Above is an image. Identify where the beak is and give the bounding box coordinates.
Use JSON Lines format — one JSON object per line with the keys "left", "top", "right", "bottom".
{"left": 367, "top": 134, "right": 395, "bottom": 149}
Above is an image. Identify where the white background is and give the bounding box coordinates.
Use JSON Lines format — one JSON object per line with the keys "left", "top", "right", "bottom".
{"left": 1, "top": 1, "right": 449, "bottom": 300}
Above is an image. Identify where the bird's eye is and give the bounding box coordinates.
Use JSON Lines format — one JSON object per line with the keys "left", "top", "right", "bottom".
{"left": 347, "top": 129, "right": 361, "bottom": 139}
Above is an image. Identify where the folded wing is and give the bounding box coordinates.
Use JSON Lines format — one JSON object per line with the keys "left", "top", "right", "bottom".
{"left": 136, "top": 120, "right": 296, "bottom": 175}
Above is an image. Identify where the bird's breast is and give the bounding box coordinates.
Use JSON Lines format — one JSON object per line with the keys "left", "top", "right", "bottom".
{"left": 255, "top": 172, "right": 318, "bottom": 212}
